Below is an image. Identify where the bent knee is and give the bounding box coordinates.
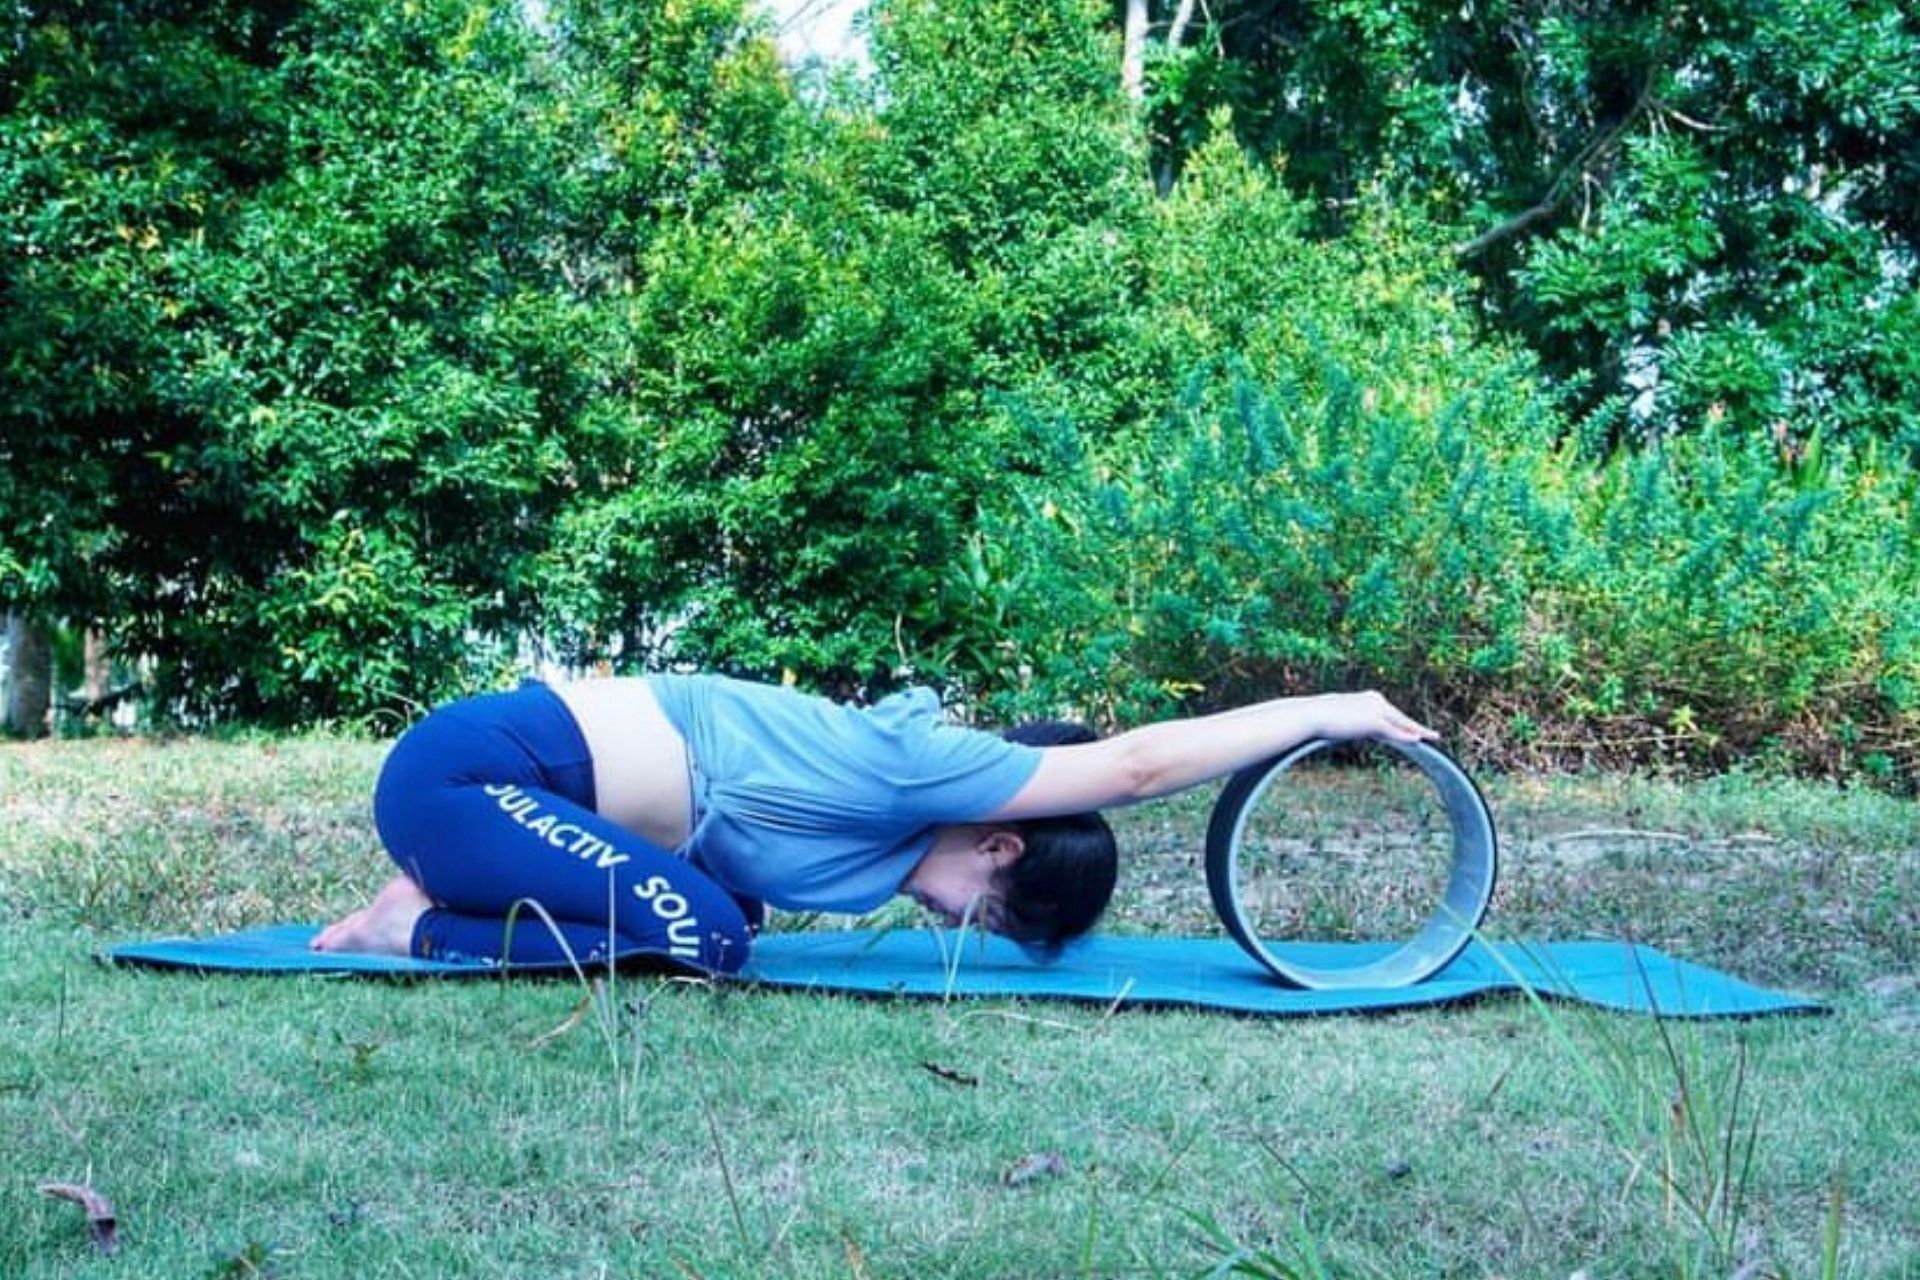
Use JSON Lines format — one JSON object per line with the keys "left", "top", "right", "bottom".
{"left": 625, "top": 878, "right": 752, "bottom": 975}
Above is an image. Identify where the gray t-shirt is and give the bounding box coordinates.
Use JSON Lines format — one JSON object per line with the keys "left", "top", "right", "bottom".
{"left": 646, "top": 675, "right": 1042, "bottom": 912}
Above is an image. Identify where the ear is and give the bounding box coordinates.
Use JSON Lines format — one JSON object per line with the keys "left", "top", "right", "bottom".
{"left": 978, "top": 829, "right": 1025, "bottom": 867}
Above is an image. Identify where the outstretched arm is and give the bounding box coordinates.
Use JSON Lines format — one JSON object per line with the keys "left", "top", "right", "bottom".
{"left": 986, "top": 691, "right": 1436, "bottom": 821}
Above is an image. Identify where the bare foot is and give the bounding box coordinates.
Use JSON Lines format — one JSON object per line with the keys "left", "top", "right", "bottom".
{"left": 312, "top": 875, "right": 432, "bottom": 955}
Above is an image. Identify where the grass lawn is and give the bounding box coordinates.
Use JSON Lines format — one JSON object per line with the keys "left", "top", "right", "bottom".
{"left": 2, "top": 736, "right": 1916, "bottom": 1279}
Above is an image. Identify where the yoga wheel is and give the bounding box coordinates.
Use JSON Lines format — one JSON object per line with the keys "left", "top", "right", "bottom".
{"left": 1204, "top": 738, "right": 1498, "bottom": 989}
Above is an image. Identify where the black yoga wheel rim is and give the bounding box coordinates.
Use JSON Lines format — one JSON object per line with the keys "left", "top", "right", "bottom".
{"left": 1204, "top": 738, "right": 1498, "bottom": 989}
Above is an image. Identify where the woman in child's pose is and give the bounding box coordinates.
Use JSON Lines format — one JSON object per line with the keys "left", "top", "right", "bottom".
{"left": 313, "top": 674, "right": 1433, "bottom": 971}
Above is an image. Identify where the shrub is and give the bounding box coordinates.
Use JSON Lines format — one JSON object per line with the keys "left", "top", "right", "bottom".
{"left": 943, "top": 131, "right": 1571, "bottom": 728}
{"left": 1550, "top": 430, "right": 1920, "bottom": 775}
{"left": 953, "top": 355, "right": 1569, "bottom": 727}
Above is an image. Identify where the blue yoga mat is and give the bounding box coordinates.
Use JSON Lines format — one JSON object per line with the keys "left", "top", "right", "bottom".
{"left": 103, "top": 925, "right": 1823, "bottom": 1019}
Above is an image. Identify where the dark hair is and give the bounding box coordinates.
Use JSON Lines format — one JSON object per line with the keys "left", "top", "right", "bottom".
{"left": 990, "top": 720, "right": 1118, "bottom": 951}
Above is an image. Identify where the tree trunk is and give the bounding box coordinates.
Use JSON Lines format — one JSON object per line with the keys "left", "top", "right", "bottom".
{"left": 1166, "top": 0, "right": 1197, "bottom": 51}
{"left": 83, "top": 628, "right": 110, "bottom": 705}
{"left": 4, "top": 611, "right": 53, "bottom": 738}
{"left": 1121, "top": 0, "right": 1148, "bottom": 101}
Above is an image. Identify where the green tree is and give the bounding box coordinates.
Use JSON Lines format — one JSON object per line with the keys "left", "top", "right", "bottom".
{"left": 2, "top": 0, "right": 602, "bottom": 723}
{"left": 1, "top": 0, "right": 297, "bottom": 725}
{"left": 143, "top": 0, "right": 588, "bottom": 721}
{"left": 1127, "top": 0, "right": 1920, "bottom": 450}
{"left": 528, "top": 0, "right": 981, "bottom": 684}
{"left": 537, "top": 0, "right": 1152, "bottom": 688}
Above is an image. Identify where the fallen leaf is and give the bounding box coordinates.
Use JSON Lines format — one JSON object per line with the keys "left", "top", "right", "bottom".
{"left": 212, "top": 1239, "right": 279, "bottom": 1278}
{"left": 919, "top": 1060, "right": 979, "bottom": 1087}
{"left": 1002, "top": 1152, "right": 1068, "bottom": 1187}
{"left": 842, "top": 1230, "right": 871, "bottom": 1280}
{"left": 39, "top": 1182, "right": 118, "bottom": 1255}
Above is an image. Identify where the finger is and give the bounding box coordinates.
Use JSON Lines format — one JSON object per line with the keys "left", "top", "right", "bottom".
{"left": 1387, "top": 714, "right": 1437, "bottom": 741}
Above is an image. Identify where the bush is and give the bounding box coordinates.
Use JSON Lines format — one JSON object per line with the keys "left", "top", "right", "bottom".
{"left": 954, "top": 357, "right": 1919, "bottom": 785}
{"left": 1549, "top": 431, "right": 1920, "bottom": 776}
{"left": 941, "top": 131, "right": 1569, "bottom": 727}
{"left": 950, "top": 355, "right": 1567, "bottom": 727}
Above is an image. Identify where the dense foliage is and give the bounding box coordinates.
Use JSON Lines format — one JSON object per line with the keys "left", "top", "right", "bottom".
{"left": 1137, "top": 0, "right": 1920, "bottom": 451}
{"left": 2, "top": 0, "right": 1915, "bottom": 779}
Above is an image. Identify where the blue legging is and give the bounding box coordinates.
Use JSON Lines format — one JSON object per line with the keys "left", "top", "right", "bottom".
{"left": 373, "top": 683, "right": 755, "bottom": 974}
